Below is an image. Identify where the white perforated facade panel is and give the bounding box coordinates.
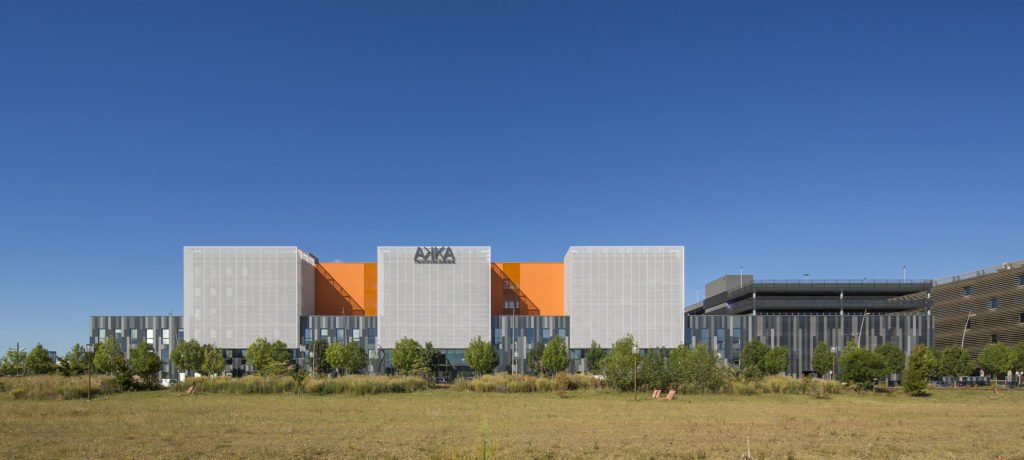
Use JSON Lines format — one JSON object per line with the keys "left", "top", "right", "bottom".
{"left": 377, "top": 246, "right": 491, "bottom": 349}
{"left": 565, "top": 246, "right": 684, "bottom": 349}
{"left": 183, "top": 246, "right": 315, "bottom": 349}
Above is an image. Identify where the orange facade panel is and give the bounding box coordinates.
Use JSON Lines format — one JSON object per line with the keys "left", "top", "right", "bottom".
{"left": 491, "top": 262, "right": 564, "bottom": 316}
{"left": 315, "top": 263, "right": 377, "bottom": 316}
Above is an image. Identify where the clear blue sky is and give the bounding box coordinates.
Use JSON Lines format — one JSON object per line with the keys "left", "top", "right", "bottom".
{"left": 2, "top": 1, "right": 1022, "bottom": 354}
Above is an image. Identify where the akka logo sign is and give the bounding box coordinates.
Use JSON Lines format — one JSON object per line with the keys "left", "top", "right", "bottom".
{"left": 414, "top": 247, "right": 456, "bottom": 264}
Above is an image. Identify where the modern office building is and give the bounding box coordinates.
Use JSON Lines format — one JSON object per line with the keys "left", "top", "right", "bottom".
{"left": 685, "top": 275, "right": 933, "bottom": 376}
{"left": 90, "top": 245, "right": 686, "bottom": 379}
{"left": 911, "top": 259, "right": 1024, "bottom": 359}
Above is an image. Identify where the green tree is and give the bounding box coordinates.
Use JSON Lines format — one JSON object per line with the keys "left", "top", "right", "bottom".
{"left": 978, "top": 342, "right": 1013, "bottom": 377}
{"left": 937, "top": 346, "right": 974, "bottom": 378}
{"left": 26, "top": 343, "right": 56, "bottom": 375}
{"left": 423, "top": 342, "right": 447, "bottom": 378}
{"left": 763, "top": 346, "right": 790, "bottom": 375}
{"left": 740, "top": 339, "right": 769, "bottom": 379}
{"left": 875, "top": 342, "right": 905, "bottom": 385}
{"left": 542, "top": 336, "right": 569, "bottom": 375}
{"left": 666, "top": 344, "right": 692, "bottom": 388}
{"left": 811, "top": 342, "right": 834, "bottom": 378}
{"left": 65, "top": 344, "right": 90, "bottom": 376}
{"left": 526, "top": 341, "right": 546, "bottom": 376}
{"left": 201, "top": 346, "right": 226, "bottom": 376}
{"left": 839, "top": 341, "right": 888, "bottom": 390}
{"left": 638, "top": 348, "right": 670, "bottom": 391}
{"left": 392, "top": 337, "right": 427, "bottom": 376}
{"left": 1, "top": 347, "right": 29, "bottom": 376}
{"left": 246, "top": 338, "right": 293, "bottom": 376}
{"left": 465, "top": 336, "right": 499, "bottom": 376}
{"left": 309, "top": 339, "right": 330, "bottom": 376}
{"left": 603, "top": 335, "right": 640, "bottom": 391}
{"left": 170, "top": 339, "right": 204, "bottom": 376}
{"left": 584, "top": 341, "right": 606, "bottom": 374}
{"left": 325, "top": 342, "right": 345, "bottom": 374}
{"left": 340, "top": 341, "right": 368, "bottom": 374}
{"left": 903, "top": 344, "right": 937, "bottom": 396}
{"left": 93, "top": 336, "right": 126, "bottom": 375}
{"left": 1012, "top": 343, "right": 1024, "bottom": 373}
{"left": 128, "top": 342, "right": 162, "bottom": 386}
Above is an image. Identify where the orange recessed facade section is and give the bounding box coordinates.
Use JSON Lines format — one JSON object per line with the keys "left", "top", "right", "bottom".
{"left": 491, "top": 262, "right": 564, "bottom": 316}
{"left": 314, "top": 263, "right": 377, "bottom": 316}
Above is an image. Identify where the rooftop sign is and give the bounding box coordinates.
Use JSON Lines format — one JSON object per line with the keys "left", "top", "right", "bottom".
{"left": 414, "top": 246, "right": 456, "bottom": 264}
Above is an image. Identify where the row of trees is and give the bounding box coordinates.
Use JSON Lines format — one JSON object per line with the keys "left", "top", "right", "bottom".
{"left": 169, "top": 339, "right": 226, "bottom": 377}
{"left": 1, "top": 340, "right": 166, "bottom": 389}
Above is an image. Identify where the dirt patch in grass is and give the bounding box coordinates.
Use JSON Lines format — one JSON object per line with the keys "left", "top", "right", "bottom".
{"left": 1, "top": 389, "right": 1022, "bottom": 458}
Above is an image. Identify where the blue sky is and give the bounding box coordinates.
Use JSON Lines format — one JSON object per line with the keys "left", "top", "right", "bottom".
{"left": 2, "top": 1, "right": 1022, "bottom": 354}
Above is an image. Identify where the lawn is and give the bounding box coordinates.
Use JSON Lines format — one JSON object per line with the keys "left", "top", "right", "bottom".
{"left": 1, "top": 388, "right": 1022, "bottom": 459}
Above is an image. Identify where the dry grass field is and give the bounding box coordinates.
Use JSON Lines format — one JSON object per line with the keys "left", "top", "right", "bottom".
{"left": 1, "top": 388, "right": 1022, "bottom": 459}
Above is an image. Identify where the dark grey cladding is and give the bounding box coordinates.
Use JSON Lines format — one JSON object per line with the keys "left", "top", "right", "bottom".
{"left": 89, "top": 315, "right": 185, "bottom": 379}
{"left": 685, "top": 314, "right": 933, "bottom": 376}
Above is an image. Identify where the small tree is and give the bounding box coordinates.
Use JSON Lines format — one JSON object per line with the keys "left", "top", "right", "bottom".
{"left": 325, "top": 342, "right": 345, "bottom": 374}
{"left": 937, "top": 346, "right": 974, "bottom": 378}
{"left": 1, "top": 347, "right": 28, "bottom": 376}
{"left": 26, "top": 343, "right": 56, "bottom": 375}
{"left": 465, "top": 336, "right": 499, "bottom": 376}
{"left": 309, "top": 339, "right": 330, "bottom": 376}
{"left": 64, "top": 344, "right": 90, "bottom": 376}
{"left": 392, "top": 337, "right": 427, "bottom": 376}
{"left": 1012, "top": 343, "right": 1024, "bottom": 373}
{"left": 340, "top": 341, "right": 368, "bottom": 374}
{"left": 128, "top": 342, "right": 162, "bottom": 386}
{"left": 93, "top": 336, "right": 126, "bottom": 375}
{"left": 978, "top": 342, "right": 1013, "bottom": 377}
{"left": 603, "top": 335, "right": 639, "bottom": 391}
{"left": 526, "top": 341, "right": 546, "bottom": 376}
{"left": 170, "top": 339, "right": 204, "bottom": 377}
{"left": 246, "top": 338, "right": 293, "bottom": 376}
{"left": 839, "top": 341, "right": 887, "bottom": 390}
{"left": 763, "top": 346, "right": 789, "bottom": 375}
{"left": 542, "top": 336, "right": 569, "bottom": 375}
{"left": 875, "top": 342, "right": 905, "bottom": 385}
{"left": 811, "top": 342, "right": 833, "bottom": 378}
{"left": 903, "top": 344, "right": 937, "bottom": 396}
{"left": 689, "top": 343, "right": 726, "bottom": 393}
{"left": 638, "top": 348, "right": 670, "bottom": 390}
{"left": 740, "top": 339, "right": 769, "bottom": 379}
{"left": 584, "top": 341, "right": 606, "bottom": 374}
{"left": 201, "top": 346, "right": 226, "bottom": 376}
{"left": 423, "top": 342, "right": 447, "bottom": 378}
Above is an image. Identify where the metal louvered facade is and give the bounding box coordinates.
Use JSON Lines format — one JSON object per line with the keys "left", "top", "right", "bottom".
{"left": 183, "top": 247, "right": 316, "bottom": 349}
{"left": 565, "top": 246, "right": 684, "bottom": 349}
{"left": 377, "top": 246, "right": 492, "bottom": 349}
{"left": 686, "top": 314, "right": 933, "bottom": 376}
{"left": 927, "top": 260, "right": 1024, "bottom": 358}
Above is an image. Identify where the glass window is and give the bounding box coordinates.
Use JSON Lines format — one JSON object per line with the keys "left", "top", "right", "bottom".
{"left": 526, "top": 328, "right": 535, "bottom": 345}
{"left": 161, "top": 349, "right": 168, "bottom": 361}
{"left": 177, "top": 328, "right": 184, "bottom": 341}
{"left": 98, "top": 328, "right": 106, "bottom": 339}
{"left": 336, "top": 329, "right": 344, "bottom": 341}
{"left": 352, "top": 328, "right": 361, "bottom": 340}
{"left": 161, "top": 329, "right": 170, "bottom": 345}
{"left": 146, "top": 329, "right": 154, "bottom": 344}
{"left": 966, "top": 319, "right": 972, "bottom": 330}
{"left": 115, "top": 329, "right": 123, "bottom": 340}
{"left": 1019, "top": 275, "right": 1024, "bottom": 286}
{"left": 368, "top": 328, "right": 376, "bottom": 345}
{"left": 991, "top": 334, "right": 998, "bottom": 343}
{"left": 990, "top": 298, "right": 998, "bottom": 309}
{"left": 557, "top": 328, "right": 566, "bottom": 337}
{"left": 493, "top": 328, "right": 502, "bottom": 342}
{"left": 320, "top": 328, "right": 328, "bottom": 338}
{"left": 130, "top": 329, "right": 138, "bottom": 344}
{"left": 700, "top": 328, "right": 709, "bottom": 344}
{"left": 732, "top": 328, "right": 741, "bottom": 347}
{"left": 541, "top": 328, "right": 551, "bottom": 343}
{"left": 964, "top": 286, "right": 971, "bottom": 296}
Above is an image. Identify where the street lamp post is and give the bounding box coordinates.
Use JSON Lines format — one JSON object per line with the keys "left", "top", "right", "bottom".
{"left": 830, "top": 346, "right": 837, "bottom": 381}
{"left": 632, "top": 343, "right": 639, "bottom": 401}
{"left": 86, "top": 344, "right": 93, "bottom": 401}
{"left": 961, "top": 308, "right": 977, "bottom": 349}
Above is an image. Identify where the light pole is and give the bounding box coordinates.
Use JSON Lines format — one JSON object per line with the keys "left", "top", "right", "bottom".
{"left": 513, "top": 349, "right": 519, "bottom": 375}
{"left": 632, "top": 343, "right": 639, "bottom": 401}
{"left": 903, "top": 266, "right": 907, "bottom": 282}
{"left": 830, "top": 346, "right": 837, "bottom": 381}
{"left": 960, "top": 308, "right": 977, "bottom": 349}
{"left": 299, "top": 344, "right": 307, "bottom": 373}
{"left": 86, "top": 344, "right": 93, "bottom": 401}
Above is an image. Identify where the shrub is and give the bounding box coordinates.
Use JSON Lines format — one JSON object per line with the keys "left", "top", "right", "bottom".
{"left": 451, "top": 373, "right": 605, "bottom": 393}
{"left": 170, "top": 374, "right": 429, "bottom": 395}
{"left": 839, "top": 341, "right": 888, "bottom": 390}
{"left": 903, "top": 344, "right": 936, "bottom": 396}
